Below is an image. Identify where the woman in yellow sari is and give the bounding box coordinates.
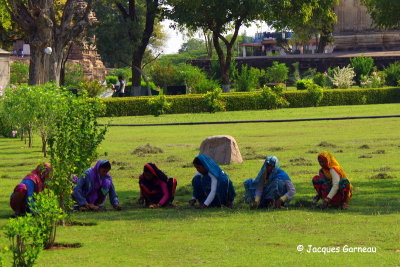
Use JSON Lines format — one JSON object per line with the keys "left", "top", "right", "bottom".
{"left": 312, "top": 152, "right": 352, "bottom": 209}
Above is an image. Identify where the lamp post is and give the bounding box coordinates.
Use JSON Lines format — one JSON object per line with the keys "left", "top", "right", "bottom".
{"left": 42, "top": 47, "right": 52, "bottom": 84}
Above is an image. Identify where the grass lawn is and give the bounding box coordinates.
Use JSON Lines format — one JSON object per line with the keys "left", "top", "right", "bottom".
{"left": 1, "top": 103, "right": 400, "bottom": 266}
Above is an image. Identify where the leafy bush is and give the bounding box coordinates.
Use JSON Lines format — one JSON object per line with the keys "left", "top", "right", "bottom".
{"left": 306, "top": 83, "right": 324, "bottom": 107}
{"left": 76, "top": 80, "right": 107, "bottom": 97}
{"left": 101, "top": 88, "right": 400, "bottom": 116}
{"left": 64, "top": 63, "right": 84, "bottom": 87}
{"left": 302, "top": 68, "right": 317, "bottom": 79}
{"left": 313, "top": 73, "right": 328, "bottom": 88}
{"left": 6, "top": 215, "right": 44, "bottom": 267}
{"left": 350, "top": 55, "right": 374, "bottom": 84}
{"left": 330, "top": 66, "right": 355, "bottom": 89}
{"left": 272, "top": 83, "right": 286, "bottom": 94}
{"left": 296, "top": 79, "right": 314, "bottom": 90}
{"left": 178, "top": 64, "right": 219, "bottom": 94}
{"left": 384, "top": 62, "right": 400, "bottom": 86}
{"left": 290, "top": 62, "right": 301, "bottom": 83}
{"left": 148, "top": 95, "right": 171, "bottom": 116}
{"left": 30, "top": 189, "right": 65, "bottom": 249}
{"left": 259, "top": 86, "right": 289, "bottom": 109}
{"left": 203, "top": 88, "right": 225, "bottom": 113}
{"left": 265, "top": 61, "right": 289, "bottom": 83}
{"left": 106, "top": 76, "right": 118, "bottom": 85}
{"left": 10, "top": 62, "right": 29, "bottom": 85}
{"left": 107, "top": 67, "right": 131, "bottom": 80}
{"left": 235, "top": 65, "right": 261, "bottom": 92}
{"left": 360, "top": 71, "right": 386, "bottom": 88}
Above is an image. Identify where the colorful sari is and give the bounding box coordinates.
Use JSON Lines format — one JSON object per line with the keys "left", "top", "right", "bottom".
{"left": 312, "top": 152, "right": 352, "bottom": 206}
{"left": 10, "top": 163, "right": 52, "bottom": 215}
{"left": 191, "top": 154, "right": 236, "bottom": 207}
{"left": 72, "top": 160, "right": 119, "bottom": 206}
{"left": 139, "top": 163, "right": 177, "bottom": 206}
{"left": 244, "top": 156, "right": 292, "bottom": 207}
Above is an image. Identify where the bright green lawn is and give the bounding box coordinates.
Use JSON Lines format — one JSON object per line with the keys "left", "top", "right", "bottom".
{"left": 1, "top": 104, "right": 400, "bottom": 266}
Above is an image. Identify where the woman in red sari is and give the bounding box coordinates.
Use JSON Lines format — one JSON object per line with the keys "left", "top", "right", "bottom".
{"left": 312, "top": 152, "right": 352, "bottom": 209}
{"left": 138, "top": 163, "right": 177, "bottom": 208}
{"left": 10, "top": 163, "right": 52, "bottom": 216}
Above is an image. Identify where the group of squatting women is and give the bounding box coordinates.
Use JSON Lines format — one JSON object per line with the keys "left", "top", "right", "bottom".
{"left": 9, "top": 151, "right": 353, "bottom": 216}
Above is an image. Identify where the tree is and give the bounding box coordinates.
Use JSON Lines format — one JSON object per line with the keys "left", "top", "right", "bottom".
{"left": 167, "top": 0, "right": 322, "bottom": 92}
{"left": 167, "top": 0, "right": 268, "bottom": 92}
{"left": 112, "top": 0, "right": 163, "bottom": 96}
{"left": 290, "top": 0, "right": 338, "bottom": 53}
{"left": 361, "top": 0, "right": 400, "bottom": 28}
{"left": 93, "top": 0, "right": 166, "bottom": 69}
{"left": 2, "top": 0, "right": 93, "bottom": 85}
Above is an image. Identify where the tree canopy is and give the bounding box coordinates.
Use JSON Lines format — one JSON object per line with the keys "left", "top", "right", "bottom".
{"left": 361, "top": 0, "right": 400, "bottom": 28}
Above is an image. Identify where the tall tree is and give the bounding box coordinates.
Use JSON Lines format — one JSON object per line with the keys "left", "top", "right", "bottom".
{"left": 167, "top": 0, "right": 320, "bottom": 92}
{"left": 2, "top": 0, "right": 93, "bottom": 85}
{"left": 290, "top": 0, "right": 338, "bottom": 53}
{"left": 114, "top": 0, "right": 163, "bottom": 96}
{"left": 361, "top": 0, "right": 400, "bottom": 28}
{"left": 93, "top": 0, "right": 166, "bottom": 69}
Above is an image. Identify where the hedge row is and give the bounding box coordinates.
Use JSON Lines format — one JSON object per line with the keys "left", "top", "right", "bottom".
{"left": 101, "top": 87, "right": 400, "bottom": 117}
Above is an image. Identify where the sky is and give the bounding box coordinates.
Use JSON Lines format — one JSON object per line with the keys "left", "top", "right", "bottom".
{"left": 161, "top": 20, "right": 271, "bottom": 54}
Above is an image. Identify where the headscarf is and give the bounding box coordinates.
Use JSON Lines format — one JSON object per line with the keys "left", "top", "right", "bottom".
{"left": 142, "top": 163, "right": 168, "bottom": 183}
{"left": 318, "top": 152, "right": 347, "bottom": 179}
{"left": 89, "top": 160, "right": 112, "bottom": 191}
{"left": 24, "top": 163, "right": 52, "bottom": 193}
{"left": 195, "top": 154, "right": 229, "bottom": 182}
{"left": 254, "top": 156, "right": 290, "bottom": 185}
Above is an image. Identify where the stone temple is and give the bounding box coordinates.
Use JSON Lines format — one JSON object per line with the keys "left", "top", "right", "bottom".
{"left": 333, "top": 0, "right": 400, "bottom": 51}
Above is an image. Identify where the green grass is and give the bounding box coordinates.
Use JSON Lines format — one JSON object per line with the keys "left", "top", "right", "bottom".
{"left": 100, "top": 103, "right": 400, "bottom": 125}
{"left": 1, "top": 104, "right": 400, "bottom": 266}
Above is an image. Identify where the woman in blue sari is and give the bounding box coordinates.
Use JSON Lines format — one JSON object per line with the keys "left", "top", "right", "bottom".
{"left": 189, "top": 154, "right": 236, "bottom": 208}
{"left": 244, "top": 156, "right": 296, "bottom": 209}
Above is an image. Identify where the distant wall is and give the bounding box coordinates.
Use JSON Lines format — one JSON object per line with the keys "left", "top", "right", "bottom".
{"left": 0, "top": 49, "right": 10, "bottom": 93}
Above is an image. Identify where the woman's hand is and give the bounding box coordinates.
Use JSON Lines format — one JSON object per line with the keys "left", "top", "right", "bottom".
{"left": 149, "top": 203, "right": 160, "bottom": 209}
{"left": 188, "top": 199, "right": 196, "bottom": 206}
{"left": 197, "top": 203, "right": 208, "bottom": 209}
{"left": 86, "top": 203, "right": 99, "bottom": 211}
{"left": 320, "top": 198, "right": 330, "bottom": 209}
{"left": 113, "top": 204, "right": 122, "bottom": 211}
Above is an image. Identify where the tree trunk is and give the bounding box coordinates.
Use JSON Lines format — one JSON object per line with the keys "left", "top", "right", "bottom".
{"left": 131, "top": 51, "right": 143, "bottom": 96}
{"left": 41, "top": 135, "right": 47, "bottom": 157}
{"left": 29, "top": 46, "right": 47, "bottom": 85}
{"left": 28, "top": 127, "right": 32, "bottom": 148}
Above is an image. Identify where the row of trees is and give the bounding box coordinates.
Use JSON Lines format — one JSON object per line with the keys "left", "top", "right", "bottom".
{"left": 1, "top": 0, "right": 398, "bottom": 92}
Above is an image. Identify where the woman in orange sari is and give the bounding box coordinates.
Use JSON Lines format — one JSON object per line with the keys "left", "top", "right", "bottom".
{"left": 312, "top": 152, "right": 352, "bottom": 209}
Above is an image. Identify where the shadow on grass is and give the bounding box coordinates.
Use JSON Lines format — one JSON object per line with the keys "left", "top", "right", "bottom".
{"left": 68, "top": 178, "right": 400, "bottom": 224}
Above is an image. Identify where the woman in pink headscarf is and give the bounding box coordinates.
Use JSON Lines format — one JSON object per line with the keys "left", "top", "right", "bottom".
{"left": 10, "top": 163, "right": 52, "bottom": 216}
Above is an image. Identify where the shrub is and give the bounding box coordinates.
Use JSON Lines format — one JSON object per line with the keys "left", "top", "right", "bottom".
{"left": 203, "top": 88, "right": 225, "bottom": 113}
{"left": 296, "top": 79, "right": 314, "bottom": 90}
{"left": 107, "top": 67, "right": 131, "bottom": 81}
{"left": 6, "top": 215, "right": 44, "bottom": 267}
{"left": 330, "top": 66, "right": 355, "bottom": 89}
{"left": 178, "top": 64, "right": 218, "bottom": 94}
{"left": 384, "top": 61, "right": 400, "bottom": 86}
{"left": 64, "top": 63, "right": 84, "bottom": 87}
{"left": 302, "top": 68, "right": 317, "bottom": 79}
{"left": 76, "top": 80, "right": 107, "bottom": 97}
{"left": 148, "top": 95, "right": 171, "bottom": 116}
{"left": 100, "top": 88, "right": 400, "bottom": 116}
{"left": 259, "top": 86, "right": 290, "bottom": 109}
{"left": 313, "top": 73, "right": 328, "bottom": 88}
{"left": 272, "top": 83, "right": 286, "bottom": 94}
{"left": 30, "top": 189, "right": 65, "bottom": 249}
{"left": 235, "top": 65, "right": 261, "bottom": 92}
{"left": 290, "top": 62, "right": 301, "bottom": 83}
{"left": 360, "top": 71, "right": 386, "bottom": 88}
{"left": 350, "top": 55, "right": 374, "bottom": 84}
{"left": 10, "top": 62, "right": 29, "bottom": 85}
{"left": 265, "top": 61, "right": 289, "bottom": 83}
{"left": 106, "top": 76, "right": 118, "bottom": 85}
{"left": 306, "top": 83, "right": 324, "bottom": 107}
